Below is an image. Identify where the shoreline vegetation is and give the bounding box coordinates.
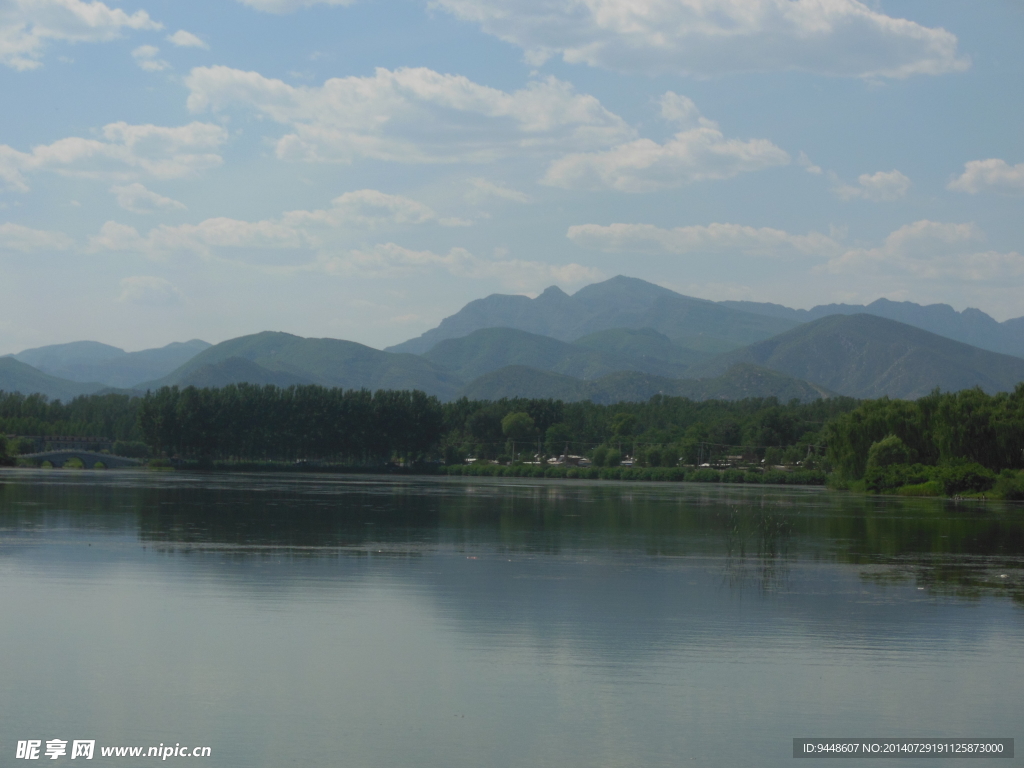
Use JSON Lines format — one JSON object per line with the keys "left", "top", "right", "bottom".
{"left": 1, "top": 382, "right": 1022, "bottom": 501}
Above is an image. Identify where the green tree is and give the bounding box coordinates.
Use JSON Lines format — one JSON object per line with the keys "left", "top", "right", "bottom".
{"left": 610, "top": 413, "right": 637, "bottom": 437}
{"left": 865, "top": 434, "right": 914, "bottom": 469}
{"left": 544, "top": 422, "right": 574, "bottom": 455}
{"left": 501, "top": 412, "right": 536, "bottom": 441}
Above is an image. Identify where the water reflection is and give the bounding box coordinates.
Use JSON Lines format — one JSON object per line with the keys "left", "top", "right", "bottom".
{"left": 1, "top": 470, "right": 1023, "bottom": 768}
{"left": 2, "top": 471, "right": 1022, "bottom": 591}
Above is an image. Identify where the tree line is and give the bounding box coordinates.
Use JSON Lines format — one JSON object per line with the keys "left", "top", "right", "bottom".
{"left": 2, "top": 383, "right": 1023, "bottom": 499}
{"left": 137, "top": 384, "right": 443, "bottom": 462}
{"left": 0, "top": 392, "right": 143, "bottom": 443}
{"left": 1, "top": 385, "right": 858, "bottom": 465}
{"left": 439, "top": 394, "right": 859, "bottom": 468}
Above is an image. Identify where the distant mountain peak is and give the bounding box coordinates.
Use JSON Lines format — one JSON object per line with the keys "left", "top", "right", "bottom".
{"left": 538, "top": 285, "right": 569, "bottom": 299}
{"left": 385, "top": 275, "right": 795, "bottom": 356}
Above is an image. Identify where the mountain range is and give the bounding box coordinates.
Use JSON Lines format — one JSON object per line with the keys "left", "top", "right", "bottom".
{"left": 2, "top": 276, "right": 1023, "bottom": 404}
{"left": 387, "top": 276, "right": 796, "bottom": 356}
{"left": 6, "top": 339, "right": 211, "bottom": 389}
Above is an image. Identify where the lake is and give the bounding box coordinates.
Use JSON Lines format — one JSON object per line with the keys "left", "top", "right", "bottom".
{"left": 1, "top": 470, "right": 1021, "bottom": 767}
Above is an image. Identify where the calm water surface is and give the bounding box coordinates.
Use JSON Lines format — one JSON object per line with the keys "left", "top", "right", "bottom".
{"left": 1, "top": 470, "right": 1022, "bottom": 767}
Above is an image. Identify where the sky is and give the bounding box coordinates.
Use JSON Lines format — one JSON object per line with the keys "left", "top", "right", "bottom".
{"left": 0, "top": 0, "right": 1022, "bottom": 354}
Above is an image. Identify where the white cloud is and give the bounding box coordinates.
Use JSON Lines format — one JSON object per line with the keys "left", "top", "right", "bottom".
{"left": 948, "top": 159, "right": 1024, "bottom": 195}
{"left": 92, "top": 218, "right": 306, "bottom": 258}
{"left": 543, "top": 93, "right": 788, "bottom": 192}
{"left": 132, "top": 44, "right": 169, "bottom": 71}
{"left": 117, "top": 276, "right": 183, "bottom": 306}
{"left": 167, "top": 30, "right": 208, "bottom": 49}
{"left": 567, "top": 221, "right": 837, "bottom": 256}
{"left": 0, "top": 0, "right": 161, "bottom": 71}
{"left": 285, "top": 189, "right": 445, "bottom": 227}
{"left": 466, "top": 178, "right": 532, "bottom": 204}
{"left": 236, "top": 0, "right": 354, "bottom": 12}
{"left": 823, "top": 220, "right": 1024, "bottom": 281}
{"left": 569, "top": 217, "right": 1024, "bottom": 286}
{"left": 798, "top": 152, "right": 822, "bottom": 175}
{"left": 431, "top": 0, "right": 968, "bottom": 78}
{"left": 88, "top": 190, "right": 469, "bottom": 259}
{"left": 0, "top": 222, "right": 74, "bottom": 252}
{"left": 184, "top": 65, "right": 633, "bottom": 164}
{"left": 92, "top": 213, "right": 598, "bottom": 289}
{"left": 110, "top": 183, "right": 186, "bottom": 214}
{"left": 314, "top": 243, "right": 601, "bottom": 288}
{"left": 0, "top": 122, "right": 228, "bottom": 191}
{"left": 835, "top": 169, "right": 911, "bottom": 201}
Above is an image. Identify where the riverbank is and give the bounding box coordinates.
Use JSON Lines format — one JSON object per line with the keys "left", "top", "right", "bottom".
{"left": 7, "top": 458, "right": 1022, "bottom": 501}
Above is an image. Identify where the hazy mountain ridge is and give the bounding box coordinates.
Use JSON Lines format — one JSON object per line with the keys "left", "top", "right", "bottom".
{"left": 0, "top": 357, "right": 108, "bottom": 401}
{"left": 721, "top": 298, "right": 1024, "bottom": 358}
{"left": 423, "top": 327, "right": 702, "bottom": 382}
{"left": 8, "top": 339, "right": 211, "bottom": 388}
{"left": 387, "top": 276, "right": 797, "bottom": 355}
{"left": 691, "top": 314, "right": 1024, "bottom": 399}
{"left": 4, "top": 277, "right": 1024, "bottom": 405}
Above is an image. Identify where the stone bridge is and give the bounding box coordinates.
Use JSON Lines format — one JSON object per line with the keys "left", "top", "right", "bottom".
{"left": 19, "top": 450, "right": 144, "bottom": 469}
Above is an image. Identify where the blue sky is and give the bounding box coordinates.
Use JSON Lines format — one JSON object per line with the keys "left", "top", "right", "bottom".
{"left": 0, "top": 0, "right": 1022, "bottom": 353}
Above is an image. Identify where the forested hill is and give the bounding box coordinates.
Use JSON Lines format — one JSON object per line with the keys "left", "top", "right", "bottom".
{"left": 139, "top": 331, "right": 464, "bottom": 399}
{"left": 722, "top": 297, "right": 1024, "bottom": 358}
{"left": 460, "top": 363, "right": 833, "bottom": 404}
{"left": 689, "top": 314, "right": 1024, "bottom": 399}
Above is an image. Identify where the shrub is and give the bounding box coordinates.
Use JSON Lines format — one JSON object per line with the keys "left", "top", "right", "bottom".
{"left": 993, "top": 470, "right": 1024, "bottom": 501}
{"left": 785, "top": 470, "right": 827, "bottom": 485}
{"left": 933, "top": 462, "right": 996, "bottom": 496}
{"left": 896, "top": 481, "right": 942, "bottom": 497}
{"left": 689, "top": 469, "right": 721, "bottom": 483}
{"left": 864, "top": 463, "right": 934, "bottom": 493}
